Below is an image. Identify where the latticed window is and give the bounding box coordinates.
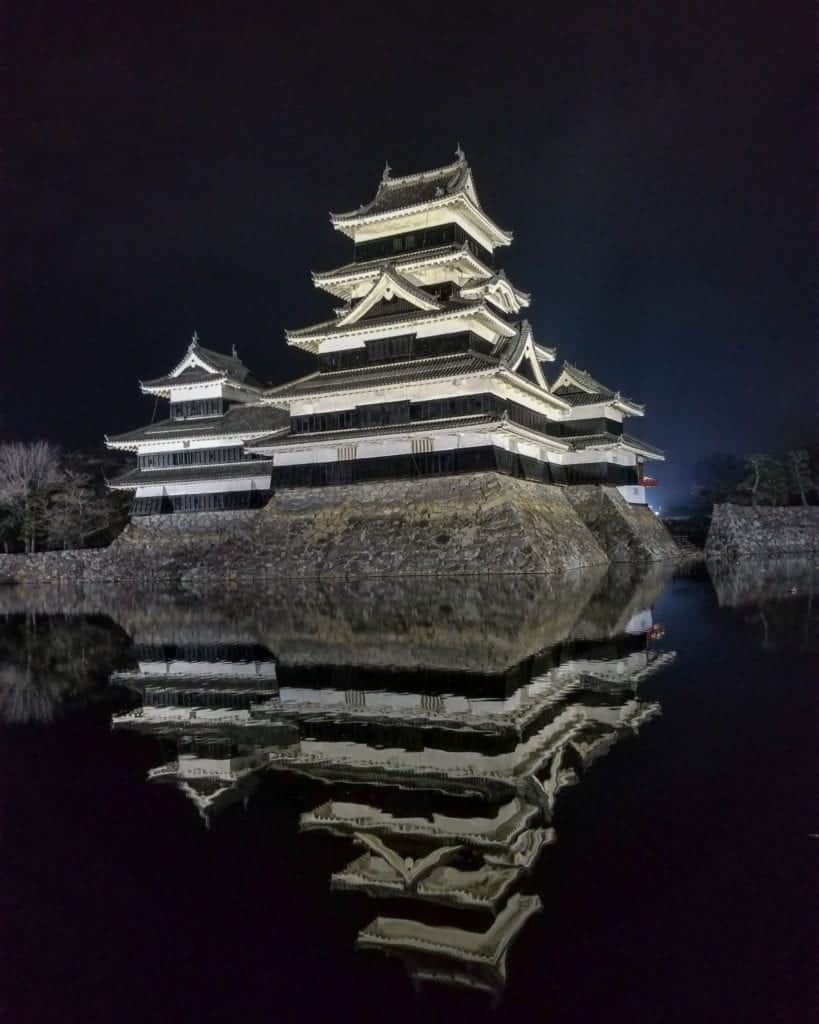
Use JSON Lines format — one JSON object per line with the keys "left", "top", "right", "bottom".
{"left": 337, "top": 445, "right": 357, "bottom": 461}
{"left": 411, "top": 438, "right": 433, "bottom": 455}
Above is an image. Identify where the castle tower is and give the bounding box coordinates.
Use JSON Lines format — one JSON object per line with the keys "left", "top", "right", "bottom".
{"left": 251, "top": 151, "right": 663, "bottom": 500}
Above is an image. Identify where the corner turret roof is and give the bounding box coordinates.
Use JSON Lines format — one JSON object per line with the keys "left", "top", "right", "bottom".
{"left": 552, "top": 361, "right": 644, "bottom": 415}
{"left": 141, "top": 338, "right": 262, "bottom": 392}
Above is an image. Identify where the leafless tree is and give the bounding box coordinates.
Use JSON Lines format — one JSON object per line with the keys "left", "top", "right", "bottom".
{"left": 0, "top": 442, "right": 64, "bottom": 552}
{"left": 47, "top": 469, "right": 123, "bottom": 549}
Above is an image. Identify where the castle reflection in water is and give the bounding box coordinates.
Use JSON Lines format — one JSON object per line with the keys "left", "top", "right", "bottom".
{"left": 85, "top": 566, "right": 672, "bottom": 999}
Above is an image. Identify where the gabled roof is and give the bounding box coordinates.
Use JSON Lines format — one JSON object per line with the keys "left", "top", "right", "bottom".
{"left": 312, "top": 244, "right": 493, "bottom": 297}
{"left": 336, "top": 266, "right": 441, "bottom": 326}
{"left": 552, "top": 361, "right": 644, "bottom": 415}
{"left": 496, "top": 321, "right": 558, "bottom": 380}
{"left": 459, "top": 270, "right": 531, "bottom": 313}
{"left": 495, "top": 321, "right": 549, "bottom": 388}
{"left": 552, "top": 361, "right": 614, "bottom": 398}
{"left": 141, "top": 338, "right": 261, "bottom": 394}
{"left": 329, "top": 151, "right": 513, "bottom": 247}
{"left": 286, "top": 299, "right": 517, "bottom": 351}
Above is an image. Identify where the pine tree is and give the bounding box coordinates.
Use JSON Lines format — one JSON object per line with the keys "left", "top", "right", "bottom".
{"left": 736, "top": 453, "right": 788, "bottom": 506}
{"left": 785, "top": 449, "right": 814, "bottom": 506}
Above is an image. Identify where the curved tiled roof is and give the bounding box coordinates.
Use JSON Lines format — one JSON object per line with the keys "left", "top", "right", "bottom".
{"left": 569, "top": 433, "right": 664, "bottom": 458}
{"left": 329, "top": 155, "right": 512, "bottom": 245}
{"left": 555, "top": 361, "right": 614, "bottom": 398}
{"left": 142, "top": 367, "right": 226, "bottom": 389}
{"left": 460, "top": 269, "right": 531, "bottom": 306}
{"left": 143, "top": 342, "right": 263, "bottom": 391}
{"left": 332, "top": 159, "right": 471, "bottom": 222}
{"left": 108, "top": 404, "right": 289, "bottom": 446}
{"left": 313, "top": 244, "right": 491, "bottom": 285}
{"left": 268, "top": 352, "right": 498, "bottom": 398}
{"left": 286, "top": 298, "right": 507, "bottom": 342}
{"left": 553, "top": 390, "right": 614, "bottom": 407}
{"left": 554, "top": 361, "right": 643, "bottom": 413}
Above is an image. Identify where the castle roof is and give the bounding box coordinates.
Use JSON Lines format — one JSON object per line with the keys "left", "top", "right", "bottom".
{"left": 552, "top": 361, "right": 644, "bottom": 415}
{"left": 286, "top": 298, "right": 515, "bottom": 349}
{"left": 312, "top": 243, "right": 493, "bottom": 294}
{"left": 265, "top": 352, "right": 498, "bottom": 399}
{"left": 141, "top": 339, "right": 262, "bottom": 394}
{"left": 569, "top": 432, "right": 665, "bottom": 458}
{"left": 332, "top": 157, "right": 473, "bottom": 221}
{"left": 106, "top": 404, "right": 289, "bottom": 449}
{"left": 330, "top": 152, "right": 512, "bottom": 247}
{"left": 555, "top": 361, "right": 614, "bottom": 397}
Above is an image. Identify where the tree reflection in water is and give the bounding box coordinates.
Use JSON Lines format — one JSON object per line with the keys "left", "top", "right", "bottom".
{"left": 0, "top": 611, "right": 130, "bottom": 724}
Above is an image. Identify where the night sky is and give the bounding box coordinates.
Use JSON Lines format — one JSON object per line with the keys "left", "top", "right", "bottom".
{"left": 4, "top": 1, "right": 813, "bottom": 505}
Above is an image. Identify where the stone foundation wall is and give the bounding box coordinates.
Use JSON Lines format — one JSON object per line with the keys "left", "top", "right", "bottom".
{"left": 566, "top": 486, "right": 680, "bottom": 563}
{"left": 0, "top": 512, "right": 256, "bottom": 583}
{"left": 183, "top": 473, "right": 610, "bottom": 582}
{"left": 0, "top": 475, "right": 680, "bottom": 583}
{"left": 706, "top": 503, "right": 819, "bottom": 559}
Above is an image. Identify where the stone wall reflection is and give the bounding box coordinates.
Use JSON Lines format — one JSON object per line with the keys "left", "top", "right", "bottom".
{"left": 707, "top": 556, "right": 818, "bottom": 652}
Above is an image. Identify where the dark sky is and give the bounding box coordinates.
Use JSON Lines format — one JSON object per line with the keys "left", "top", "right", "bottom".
{"left": 3, "top": 1, "right": 814, "bottom": 505}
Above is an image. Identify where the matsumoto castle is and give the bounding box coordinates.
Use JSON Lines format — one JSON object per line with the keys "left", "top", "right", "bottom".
{"left": 107, "top": 151, "right": 663, "bottom": 514}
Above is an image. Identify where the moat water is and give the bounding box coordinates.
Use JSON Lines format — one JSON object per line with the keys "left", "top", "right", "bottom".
{"left": 1, "top": 560, "right": 815, "bottom": 1023}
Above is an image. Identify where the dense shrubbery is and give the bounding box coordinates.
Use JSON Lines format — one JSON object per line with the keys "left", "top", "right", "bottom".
{"left": 0, "top": 442, "right": 129, "bottom": 553}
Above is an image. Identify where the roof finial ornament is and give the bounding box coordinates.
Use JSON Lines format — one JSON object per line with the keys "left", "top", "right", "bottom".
{"left": 455, "top": 142, "right": 465, "bottom": 161}
{"left": 189, "top": 329, "right": 199, "bottom": 351}
{"left": 382, "top": 160, "right": 392, "bottom": 183}
{"left": 231, "top": 344, "right": 238, "bottom": 359}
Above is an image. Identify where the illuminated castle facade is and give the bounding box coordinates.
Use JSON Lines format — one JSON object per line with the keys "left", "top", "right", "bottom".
{"left": 107, "top": 152, "right": 663, "bottom": 513}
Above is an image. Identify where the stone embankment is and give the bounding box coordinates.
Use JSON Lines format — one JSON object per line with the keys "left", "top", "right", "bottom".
{"left": 0, "top": 511, "right": 257, "bottom": 584}
{"left": 705, "top": 503, "right": 819, "bottom": 560}
{"left": 0, "top": 475, "right": 680, "bottom": 583}
{"left": 566, "top": 485, "right": 680, "bottom": 564}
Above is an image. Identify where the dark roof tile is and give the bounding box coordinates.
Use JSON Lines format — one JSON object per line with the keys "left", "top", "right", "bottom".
{"left": 109, "top": 404, "right": 289, "bottom": 445}
{"left": 333, "top": 161, "right": 469, "bottom": 221}
{"left": 270, "top": 353, "right": 498, "bottom": 397}
{"left": 569, "top": 433, "right": 664, "bottom": 457}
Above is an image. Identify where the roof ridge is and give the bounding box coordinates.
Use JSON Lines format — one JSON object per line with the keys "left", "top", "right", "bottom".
{"left": 287, "top": 298, "right": 499, "bottom": 340}
{"left": 194, "top": 342, "right": 247, "bottom": 368}
{"left": 378, "top": 156, "right": 464, "bottom": 188}
{"left": 300, "top": 350, "right": 487, "bottom": 380}
{"left": 560, "top": 360, "right": 614, "bottom": 396}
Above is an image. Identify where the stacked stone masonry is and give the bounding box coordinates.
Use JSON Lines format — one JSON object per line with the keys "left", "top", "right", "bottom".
{"left": 706, "top": 503, "right": 819, "bottom": 559}
{"left": 0, "top": 476, "right": 680, "bottom": 584}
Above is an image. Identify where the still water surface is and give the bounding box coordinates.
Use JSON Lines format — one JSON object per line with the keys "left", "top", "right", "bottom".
{"left": 1, "top": 561, "right": 814, "bottom": 1023}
